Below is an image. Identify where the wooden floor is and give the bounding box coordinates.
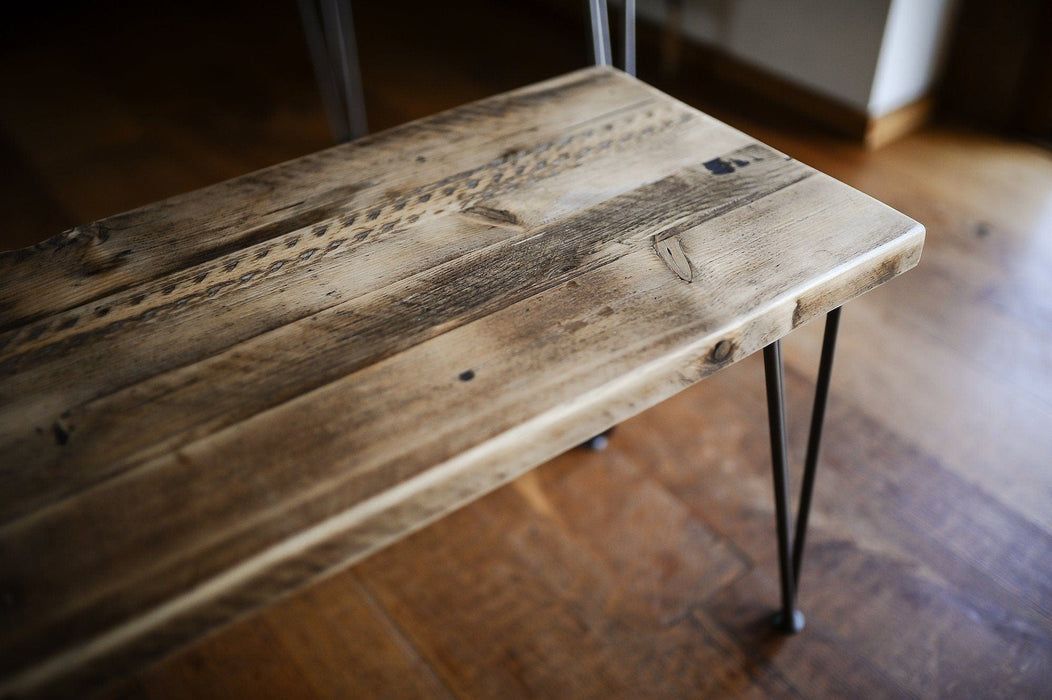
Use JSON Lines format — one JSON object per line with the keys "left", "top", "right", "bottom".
{"left": 2, "top": 1, "right": 1050, "bottom": 697}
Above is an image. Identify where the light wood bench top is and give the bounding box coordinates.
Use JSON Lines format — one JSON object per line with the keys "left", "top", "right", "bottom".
{"left": 0, "top": 67, "right": 923, "bottom": 697}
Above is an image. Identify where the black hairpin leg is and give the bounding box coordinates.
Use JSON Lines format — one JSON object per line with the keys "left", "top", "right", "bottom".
{"left": 763, "top": 306, "right": 841, "bottom": 633}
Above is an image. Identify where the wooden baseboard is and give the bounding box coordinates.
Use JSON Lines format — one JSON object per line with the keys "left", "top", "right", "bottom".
{"left": 709, "top": 54, "right": 868, "bottom": 139}
{"left": 709, "top": 52, "right": 932, "bottom": 148}
{"left": 527, "top": 1, "right": 933, "bottom": 148}
{"left": 864, "top": 97, "right": 935, "bottom": 148}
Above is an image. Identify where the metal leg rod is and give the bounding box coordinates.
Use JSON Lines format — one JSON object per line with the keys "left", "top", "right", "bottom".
{"left": 297, "top": 0, "right": 350, "bottom": 142}
{"left": 320, "top": 0, "right": 368, "bottom": 141}
{"left": 588, "top": 0, "right": 612, "bottom": 66}
{"left": 337, "top": 0, "right": 368, "bottom": 140}
{"left": 763, "top": 340, "right": 802, "bottom": 633}
{"left": 624, "top": 0, "right": 637, "bottom": 76}
{"left": 792, "top": 306, "right": 841, "bottom": 587}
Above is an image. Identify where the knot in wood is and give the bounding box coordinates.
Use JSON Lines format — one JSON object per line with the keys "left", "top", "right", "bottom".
{"left": 654, "top": 236, "right": 692, "bottom": 282}
{"left": 711, "top": 339, "right": 733, "bottom": 363}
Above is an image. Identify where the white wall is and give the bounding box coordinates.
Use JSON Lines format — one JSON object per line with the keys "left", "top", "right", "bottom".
{"left": 724, "top": 0, "right": 891, "bottom": 112}
{"left": 632, "top": 0, "right": 958, "bottom": 118}
{"left": 869, "top": 0, "right": 959, "bottom": 115}
{"left": 634, "top": 0, "right": 726, "bottom": 44}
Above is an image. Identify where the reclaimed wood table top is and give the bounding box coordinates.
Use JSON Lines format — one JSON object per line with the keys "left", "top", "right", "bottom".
{"left": 0, "top": 67, "right": 923, "bottom": 698}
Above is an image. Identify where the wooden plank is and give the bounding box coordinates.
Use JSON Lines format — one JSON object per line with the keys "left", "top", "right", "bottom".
{"left": 0, "top": 136, "right": 789, "bottom": 521}
{"left": 0, "top": 175, "right": 919, "bottom": 662}
{"left": 0, "top": 85, "right": 702, "bottom": 380}
{"left": 0, "top": 67, "right": 922, "bottom": 697}
{"left": 0, "top": 92, "right": 721, "bottom": 476}
{"left": 0, "top": 188, "right": 920, "bottom": 695}
{"left": 0, "top": 101, "right": 733, "bottom": 452}
{"left": 0, "top": 68, "right": 651, "bottom": 328}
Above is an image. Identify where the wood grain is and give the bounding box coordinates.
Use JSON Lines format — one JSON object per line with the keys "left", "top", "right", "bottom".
{"left": 0, "top": 66, "right": 921, "bottom": 697}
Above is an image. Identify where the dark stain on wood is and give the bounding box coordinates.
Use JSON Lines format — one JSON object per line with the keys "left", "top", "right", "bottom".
{"left": 563, "top": 319, "right": 588, "bottom": 333}
{"left": 791, "top": 251, "right": 910, "bottom": 328}
{"left": 703, "top": 157, "right": 735, "bottom": 175}
{"left": 702, "top": 156, "right": 755, "bottom": 176}
{"left": 79, "top": 247, "right": 131, "bottom": 277}
{"left": 22, "top": 324, "right": 47, "bottom": 343}
{"left": 39, "top": 221, "right": 112, "bottom": 252}
{"left": 874, "top": 257, "right": 903, "bottom": 286}
{"left": 461, "top": 206, "right": 520, "bottom": 227}
{"left": 792, "top": 298, "right": 809, "bottom": 328}
{"left": 1, "top": 186, "right": 371, "bottom": 335}
{"left": 52, "top": 422, "right": 69, "bottom": 446}
{"left": 142, "top": 188, "right": 365, "bottom": 281}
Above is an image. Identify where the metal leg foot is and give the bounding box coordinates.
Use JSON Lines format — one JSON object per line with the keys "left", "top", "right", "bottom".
{"left": 581, "top": 427, "right": 616, "bottom": 451}
{"left": 772, "top": 610, "right": 806, "bottom": 633}
{"left": 762, "top": 307, "right": 841, "bottom": 634}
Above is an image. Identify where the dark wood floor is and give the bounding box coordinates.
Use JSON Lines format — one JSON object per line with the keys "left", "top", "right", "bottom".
{"left": 2, "top": 1, "right": 1050, "bottom": 697}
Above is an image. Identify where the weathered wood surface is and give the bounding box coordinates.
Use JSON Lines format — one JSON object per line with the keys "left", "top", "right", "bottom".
{"left": 0, "top": 66, "right": 922, "bottom": 698}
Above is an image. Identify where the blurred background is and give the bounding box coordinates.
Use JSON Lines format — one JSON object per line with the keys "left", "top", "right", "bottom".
{"left": 2, "top": 0, "right": 1049, "bottom": 253}
{"left": 2, "top": 1, "right": 1049, "bottom": 697}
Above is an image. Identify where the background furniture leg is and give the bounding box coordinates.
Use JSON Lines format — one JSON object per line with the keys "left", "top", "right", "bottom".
{"left": 298, "top": 0, "right": 368, "bottom": 142}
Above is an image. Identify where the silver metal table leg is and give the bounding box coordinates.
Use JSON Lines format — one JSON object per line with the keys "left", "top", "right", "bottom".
{"left": 298, "top": 0, "right": 368, "bottom": 143}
